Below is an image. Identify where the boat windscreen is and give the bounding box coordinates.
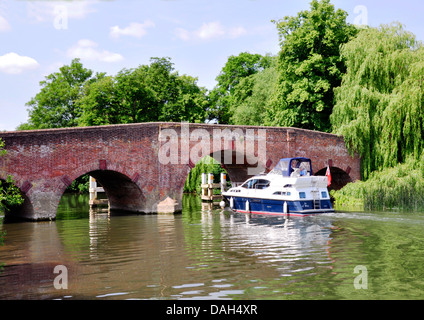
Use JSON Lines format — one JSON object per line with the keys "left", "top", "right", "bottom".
{"left": 269, "top": 159, "right": 289, "bottom": 175}
{"left": 269, "top": 158, "right": 312, "bottom": 177}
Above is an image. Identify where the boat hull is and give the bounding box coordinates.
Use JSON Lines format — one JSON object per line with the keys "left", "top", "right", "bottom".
{"left": 223, "top": 195, "right": 334, "bottom": 217}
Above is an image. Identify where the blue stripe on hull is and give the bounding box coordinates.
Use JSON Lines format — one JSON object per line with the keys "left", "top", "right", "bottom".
{"left": 224, "top": 196, "right": 333, "bottom": 215}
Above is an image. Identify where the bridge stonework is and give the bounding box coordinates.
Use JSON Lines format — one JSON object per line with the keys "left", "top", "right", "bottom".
{"left": 0, "top": 122, "right": 360, "bottom": 221}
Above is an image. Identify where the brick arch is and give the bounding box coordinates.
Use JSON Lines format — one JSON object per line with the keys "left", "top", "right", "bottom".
{"left": 55, "top": 160, "right": 147, "bottom": 215}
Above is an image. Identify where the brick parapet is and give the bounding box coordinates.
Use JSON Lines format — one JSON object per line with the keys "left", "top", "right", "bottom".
{"left": 0, "top": 122, "right": 360, "bottom": 221}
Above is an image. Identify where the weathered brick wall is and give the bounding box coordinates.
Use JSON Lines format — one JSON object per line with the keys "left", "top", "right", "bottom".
{"left": 0, "top": 122, "right": 360, "bottom": 221}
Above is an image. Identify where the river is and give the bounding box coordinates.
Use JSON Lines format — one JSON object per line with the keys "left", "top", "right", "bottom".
{"left": 1, "top": 193, "right": 424, "bottom": 300}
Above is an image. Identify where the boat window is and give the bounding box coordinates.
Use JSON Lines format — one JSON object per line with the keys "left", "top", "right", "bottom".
{"left": 241, "top": 179, "right": 258, "bottom": 189}
{"left": 241, "top": 179, "right": 251, "bottom": 188}
{"left": 321, "top": 191, "right": 328, "bottom": 198}
{"left": 273, "top": 191, "right": 287, "bottom": 196}
{"left": 269, "top": 158, "right": 313, "bottom": 177}
{"left": 269, "top": 160, "right": 289, "bottom": 175}
{"left": 299, "top": 192, "right": 306, "bottom": 199}
{"left": 255, "top": 179, "right": 270, "bottom": 189}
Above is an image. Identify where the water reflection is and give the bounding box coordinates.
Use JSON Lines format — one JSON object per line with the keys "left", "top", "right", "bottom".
{"left": 1, "top": 194, "right": 424, "bottom": 299}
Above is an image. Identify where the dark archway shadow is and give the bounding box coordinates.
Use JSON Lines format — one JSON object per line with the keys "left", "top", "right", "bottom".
{"left": 314, "top": 166, "right": 352, "bottom": 191}
{"left": 209, "top": 150, "right": 264, "bottom": 186}
{"left": 1, "top": 179, "right": 34, "bottom": 223}
{"left": 89, "top": 170, "right": 146, "bottom": 215}
{"left": 57, "top": 170, "right": 146, "bottom": 218}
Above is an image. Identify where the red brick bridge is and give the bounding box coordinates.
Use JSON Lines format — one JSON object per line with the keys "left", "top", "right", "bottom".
{"left": 0, "top": 122, "right": 360, "bottom": 221}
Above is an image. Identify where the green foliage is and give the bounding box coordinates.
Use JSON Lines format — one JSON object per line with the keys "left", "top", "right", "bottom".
{"left": 0, "top": 139, "right": 24, "bottom": 213}
{"left": 77, "top": 75, "right": 120, "bottom": 126}
{"left": 0, "top": 139, "right": 6, "bottom": 157}
{"left": 332, "top": 154, "right": 424, "bottom": 212}
{"left": 65, "top": 174, "right": 90, "bottom": 194}
{"left": 78, "top": 57, "right": 208, "bottom": 126}
{"left": 18, "top": 57, "right": 208, "bottom": 130}
{"left": 230, "top": 57, "right": 278, "bottom": 126}
{"left": 208, "top": 52, "right": 273, "bottom": 124}
{"left": 331, "top": 23, "right": 424, "bottom": 179}
{"left": 19, "top": 59, "right": 97, "bottom": 130}
{"left": 0, "top": 230, "right": 5, "bottom": 246}
{"left": 184, "top": 156, "right": 228, "bottom": 194}
{"left": 269, "top": 0, "right": 358, "bottom": 132}
{"left": 0, "top": 176, "right": 24, "bottom": 211}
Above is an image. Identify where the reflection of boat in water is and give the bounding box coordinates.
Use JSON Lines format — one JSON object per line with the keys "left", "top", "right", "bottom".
{"left": 222, "top": 157, "right": 335, "bottom": 217}
{"left": 216, "top": 211, "right": 336, "bottom": 274}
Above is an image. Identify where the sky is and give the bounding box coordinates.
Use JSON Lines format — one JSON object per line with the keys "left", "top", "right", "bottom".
{"left": 0, "top": 0, "right": 423, "bottom": 131}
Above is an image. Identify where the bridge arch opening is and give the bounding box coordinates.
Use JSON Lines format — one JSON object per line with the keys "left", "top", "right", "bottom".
{"left": 1, "top": 178, "right": 34, "bottom": 223}
{"left": 183, "top": 155, "right": 231, "bottom": 193}
{"left": 182, "top": 149, "right": 265, "bottom": 209}
{"left": 58, "top": 170, "right": 146, "bottom": 217}
{"left": 314, "top": 166, "right": 352, "bottom": 191}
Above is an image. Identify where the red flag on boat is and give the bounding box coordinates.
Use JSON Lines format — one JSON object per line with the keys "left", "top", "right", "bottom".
{"left": 326, "top": 166, "right": 331, "bottom": 186}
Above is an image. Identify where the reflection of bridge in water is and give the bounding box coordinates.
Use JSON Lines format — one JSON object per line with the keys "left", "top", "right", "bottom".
{"left": 0, "top": 206, "right": 336, "bottom": 299}
{"left": 0, "top": 122, "right": 360, "bottom": 221}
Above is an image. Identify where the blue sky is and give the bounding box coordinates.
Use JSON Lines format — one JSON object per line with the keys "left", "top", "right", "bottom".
{"left": 0, "top": 0, "right": 423, "bottom": 131}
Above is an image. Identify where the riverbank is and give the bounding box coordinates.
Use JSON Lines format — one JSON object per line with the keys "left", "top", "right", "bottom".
{"left": 332, "top": 156, "right": 424, "bottom": 212}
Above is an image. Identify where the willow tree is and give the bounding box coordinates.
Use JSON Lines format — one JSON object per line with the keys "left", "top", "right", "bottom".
{"left": 331, "top": 23, "right": 424, "bottom": 179}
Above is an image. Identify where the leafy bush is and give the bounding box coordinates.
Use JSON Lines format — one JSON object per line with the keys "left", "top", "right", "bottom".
{"left": 332, "top": 154, "right": 424, "bottom": 211}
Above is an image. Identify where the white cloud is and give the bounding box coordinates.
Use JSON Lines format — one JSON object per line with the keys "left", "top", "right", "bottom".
{"left": 195, "top": 21, "right": 226, "bottom": 40}
{"left": 0, "top": 52, "right": 39, "bottom": 74}
{"left": 175, "top": 21, "right": 247, "bottom": 41}
{"left": 67, "top": 39, "right": 124, "bottom": 63}
{"left": 0, "top": 15, "right": 11, "bottom": 32}
{"left": 110, "top": 20, "right": 155, "bottom": 39}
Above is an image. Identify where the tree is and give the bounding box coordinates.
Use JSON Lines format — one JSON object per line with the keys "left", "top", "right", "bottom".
{"left": 269, "top": 0, "right": 358, "bottom": 132}
{"left": 78, "top": 57, "right": 209, "bottom": 126}
{"left": 230, "top": 57, "right": 278, "bottom": 126}
{"left": 331, "top": 23, "right": 424, "bottom": 179}
{"left": 19, "top": 59, "right": 97, "bottom": 130}
{"left": 0, "top": 139, "right": 24, "bottom": 213}
{"left": 159, "top": 74, "right": 209, "bottom": 123}
{"left": 184, "top": 156, "right": 228, "bottom": 194}
{"left": 208, "top": 52, "right": 273, "bottom": 124}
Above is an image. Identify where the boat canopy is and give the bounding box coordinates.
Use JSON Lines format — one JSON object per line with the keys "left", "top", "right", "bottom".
{"left": 269, "top": 157, "right": 312, "bottom": 177}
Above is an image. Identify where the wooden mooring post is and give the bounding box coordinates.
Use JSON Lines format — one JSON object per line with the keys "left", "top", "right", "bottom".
{"left": 201, "top": 173, "right": 227, "bottom": 203}
{"left": 89, "top": 176, "right": 109, "bottom": 210}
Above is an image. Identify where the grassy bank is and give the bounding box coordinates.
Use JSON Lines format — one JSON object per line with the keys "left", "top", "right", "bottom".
{"left": 332, "top": 155, "right": 424, "bottom": 212}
